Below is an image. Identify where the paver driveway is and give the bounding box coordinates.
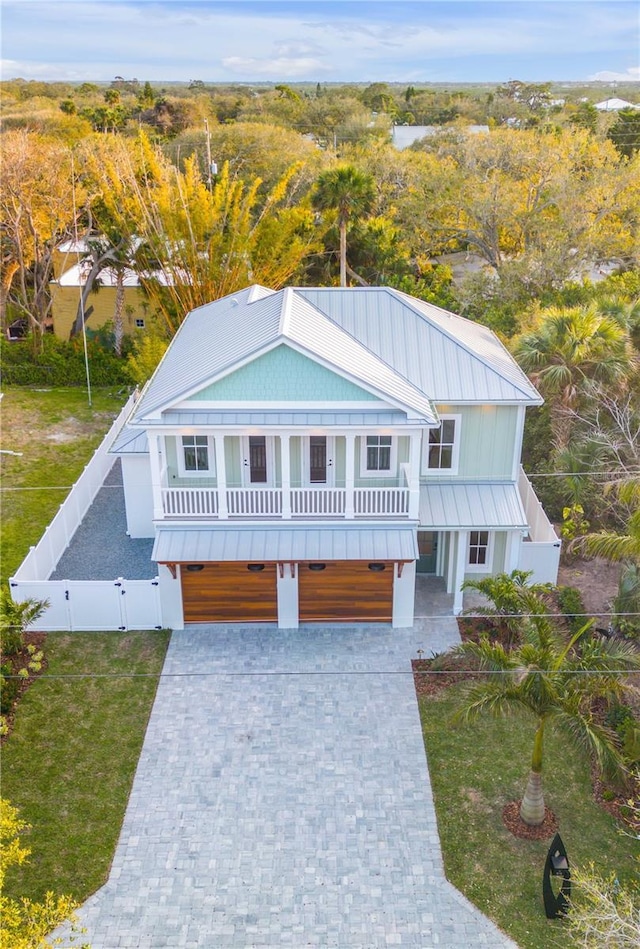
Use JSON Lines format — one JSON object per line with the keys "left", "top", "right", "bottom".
{"left": 67, "top": 622, "right": 516, "bottom": 948}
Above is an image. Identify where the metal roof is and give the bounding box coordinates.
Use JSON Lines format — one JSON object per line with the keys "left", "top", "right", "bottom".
{"left": 154, "top": 410, "right": 424, "bottom": 428}
{"left": 132, "top": 286, "right": 439, "bottom": 423}
{"left": 297, "top": 288, "right": 541, "bottom": 405}
{"left": 152, "top": 527, "right": 419, "bottom": 563}
{"left": 110, "top": 425, "right": 149, "bottom": 454}
{"left": 419, "top": 482, "right": 528, "bottom": 530}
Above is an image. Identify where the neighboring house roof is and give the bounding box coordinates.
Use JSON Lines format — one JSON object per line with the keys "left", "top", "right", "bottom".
{"left": 54, "top": 260, "right": 178, "bottom": 288}
{"left": 594, "top": 97, "right": 639, "bottom": 111}
{"left": 152, "top": 526, "right": 419, "bottom": 563}
{"left": 391, "top": 125, "right": 489, "bottom": 149}
{"left": 132, "top": 286, "right": 442, "bottom": 424}
{"left": 419, "top": 482, "right": 528, "bottom": 530}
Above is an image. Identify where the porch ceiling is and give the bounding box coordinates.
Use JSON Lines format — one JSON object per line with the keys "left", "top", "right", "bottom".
{"left": 419, "top": 482, "right": 528, "bottom": 531}
{"left": 152, "top": 526, "right": 419, "bottom": 563}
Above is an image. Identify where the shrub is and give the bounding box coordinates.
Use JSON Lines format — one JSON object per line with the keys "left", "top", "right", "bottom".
{"left": 0, "top": 665, "right": 19, "bottom": 715}
{"left": 557, "top": 585, "right": 587, "bottom": 635}
{"left": 0, "top": 334, "right": 132, "bottom": 387}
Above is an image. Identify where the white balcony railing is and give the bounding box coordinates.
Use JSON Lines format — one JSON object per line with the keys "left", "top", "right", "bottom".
{"left": 160, "top": 485, "right": 411, "bottom": 520}
{"left": 354, "top": 487, "right": 409, "bottom": 516}
{"left": 291, "top": 487, "right": 346, "bottom": 516}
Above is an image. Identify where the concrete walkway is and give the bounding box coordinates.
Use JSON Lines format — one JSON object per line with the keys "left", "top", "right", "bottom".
{"left": 62, "top": 620, "right": 516, "bottom": 948}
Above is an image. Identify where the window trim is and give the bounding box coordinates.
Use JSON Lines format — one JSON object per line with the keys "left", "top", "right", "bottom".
{"left": 177, "top": 434, "right": 215, "bottom": 478}
{"left": 359, "top": 434, "right": 397, "bottom": 479}
{"left": 423, "top": 414, "right": 461, "bottom": 476}
{"left": 467, "top": 530, "right": 493, "bottom": 572}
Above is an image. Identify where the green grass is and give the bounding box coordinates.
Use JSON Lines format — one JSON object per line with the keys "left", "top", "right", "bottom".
{"left": 0, "top": 386, "right": 129, "bottom": 585}
{"left": 419, "top": 684, "right": 637, "bottom": 949}
{"left": 2, "top": 630, "right": 170, "bottom": 902}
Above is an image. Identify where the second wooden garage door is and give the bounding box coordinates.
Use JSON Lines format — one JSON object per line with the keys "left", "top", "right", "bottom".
{"left": 298, "top": 561, "right": 393, "bottom": 622}
{"left": 181, "top": 562, "right": 277, "bottom": 623}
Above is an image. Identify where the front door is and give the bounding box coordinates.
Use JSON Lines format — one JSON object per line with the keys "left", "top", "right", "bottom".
{"left": 309, "top": 436, "right": 327, "bottom": 483}
{"left": 248, "top": 436, "right": 267, "bottom": 483}
{"left": 417, "top": 531, "right": 437, "bottom": 574}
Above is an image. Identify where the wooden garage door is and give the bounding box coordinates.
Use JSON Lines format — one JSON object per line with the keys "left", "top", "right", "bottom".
{"left": 298, "top": 561, "right": 393, "bottom": 622}
{"left": 181, "top": 562, "right": 277, "bottom": 623}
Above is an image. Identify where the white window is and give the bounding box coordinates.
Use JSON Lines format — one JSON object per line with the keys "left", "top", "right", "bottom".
{"left": 135, "top": 318, "right": 145, "bottom": 328}
{"left": 361, "top": 435, "right": 395, "bottom": 477}
{"left": 179, "top": 435, "right": 213, "bottom": 476}
{"left": 424, "top": 416, "right": 460, "bottom": 474}
{"left": 468, "top": 531, "right": 492, "bottom": 570}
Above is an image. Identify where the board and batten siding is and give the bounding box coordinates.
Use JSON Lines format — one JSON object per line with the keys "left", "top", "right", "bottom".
{"left": 425, "top": 405, "right": 519, "bottom": 480}
{"left": 51, "top": 285, "right": 151, "bottom": 340}
{"left": 185, "top": 344, "right": 381, "bottom": 403}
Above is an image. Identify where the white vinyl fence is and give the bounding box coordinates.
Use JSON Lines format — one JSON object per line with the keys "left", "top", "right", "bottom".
{"left": 9, "top": 391, "right": 163, "bottom": 631}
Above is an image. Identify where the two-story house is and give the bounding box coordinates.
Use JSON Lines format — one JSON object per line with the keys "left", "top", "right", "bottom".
{"left": 111, "top": 284, "right": 560, "bottom": 629}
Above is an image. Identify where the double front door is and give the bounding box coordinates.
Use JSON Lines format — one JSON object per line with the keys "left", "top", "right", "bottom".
{"left": 246, "top": 435, "right": 331, "bottom": 486}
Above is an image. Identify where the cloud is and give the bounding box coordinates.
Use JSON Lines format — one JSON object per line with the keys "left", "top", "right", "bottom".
{"left": 588, "top": 66, "right": 640, "bottom": 82}
{"left": 222, "top": 55, "right": 330, "bottom": 78}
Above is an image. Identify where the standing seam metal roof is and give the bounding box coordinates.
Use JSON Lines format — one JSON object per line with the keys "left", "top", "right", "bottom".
{"left": 151, "top": 527, "right": 419, "bottom": 562}
{"left": 133, "top": 286, "right": 439, "bottom": 423}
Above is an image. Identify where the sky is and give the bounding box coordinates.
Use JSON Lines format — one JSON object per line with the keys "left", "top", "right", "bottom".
{"left": 1, "top": 0, "right": 639, "bottom": 85}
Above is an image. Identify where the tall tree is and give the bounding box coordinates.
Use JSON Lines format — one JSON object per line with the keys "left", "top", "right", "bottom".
{"left": 85, "top": 133, "right": 321, "bottom": 335}
{"left": 312, "top": 165, "right": 376, "bottom": 287}
{"left": 0, "top": 131, "right": 79, "bottom": 343}
{"left": 456, "top": 574, "right": 639, "bottom": 825}
{"left": 514, "top": 305, "right": 632, "bottom": 448}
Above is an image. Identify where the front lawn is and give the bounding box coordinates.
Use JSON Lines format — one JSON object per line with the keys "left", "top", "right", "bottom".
{"left": 418, "top": 682, "right": 637, "bottom": 949}
{"left": 2, "top": 630, "right": 170, "bottom": 902}
{"left": 0, "top": 386, "right": 129, "bottom": 585}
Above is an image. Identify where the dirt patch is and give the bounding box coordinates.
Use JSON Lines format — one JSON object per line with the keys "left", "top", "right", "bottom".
{"left": 502, "top": 801, "right": 559, "bottom": 840}
{"left": 558, "top": 557, "right": 621, "bottom": 619}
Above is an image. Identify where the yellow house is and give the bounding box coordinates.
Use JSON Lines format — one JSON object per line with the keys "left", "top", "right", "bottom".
{"left": 50, "top": 262, "right": 155, "bottom": 340}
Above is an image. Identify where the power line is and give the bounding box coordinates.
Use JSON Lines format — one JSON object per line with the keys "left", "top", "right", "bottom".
{"left": 2, "top": 668, "right": 638, "bottom": 681}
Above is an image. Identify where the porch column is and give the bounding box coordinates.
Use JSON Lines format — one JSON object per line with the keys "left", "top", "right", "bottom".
{"left": 453, "top": 530, "right": 468, "bottom": 615}
{"left": 147, "top": 432, "right": 164, "bottom": 520}
{"left": 408, "top": 432, "right": 421, "bottom": 520}
{"left": 345, "top": 434, "right": 355, "bottom": 519}
{"left": 213, "top": 435, "right": 228, "bottom": 519}
{"left": 281, "top": 434, "right": 291, "bottom": 519}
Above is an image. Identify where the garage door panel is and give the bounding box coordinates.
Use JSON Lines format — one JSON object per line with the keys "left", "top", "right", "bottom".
{"left": 181, "top": 563, "right": 277, "bottom": 623}
{"left": 299, "top": 561, "right": 393, "bottom": 622}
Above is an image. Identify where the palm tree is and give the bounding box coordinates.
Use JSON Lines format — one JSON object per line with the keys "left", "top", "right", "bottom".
{"left": 454, "top": 580, "right": 639, "bottom": 826}
{"left": 312, "top": 165, "right": 376, "bottom": 287}
{"left": 514, "top": 305, "right": 631, "bottom": 449}
{"left": 70, "top": 230, "right": 136, "bottom": 355}
{"left": 578, "top": 481, "right": 640, "bottom": 564}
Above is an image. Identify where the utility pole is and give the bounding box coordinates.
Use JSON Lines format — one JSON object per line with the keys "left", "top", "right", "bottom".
{"left": 204, "top": 119, "right": 217, "bottom": 190}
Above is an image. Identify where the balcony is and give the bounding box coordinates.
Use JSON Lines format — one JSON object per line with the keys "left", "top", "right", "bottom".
{"left": 160, "top": 484, "right": 412, "bottom": 520}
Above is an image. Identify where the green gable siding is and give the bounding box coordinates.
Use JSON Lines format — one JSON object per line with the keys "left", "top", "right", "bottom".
{"left": 186, "top": 344, "right": 380, "bottom": 403}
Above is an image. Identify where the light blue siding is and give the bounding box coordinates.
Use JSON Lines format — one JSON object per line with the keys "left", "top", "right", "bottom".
{"left": 187, "top": 344, "right": 381, "bottom": 403}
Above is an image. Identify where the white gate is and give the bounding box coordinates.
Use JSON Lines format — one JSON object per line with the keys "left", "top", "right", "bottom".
{"left": 9, "top": 578, "right": 162, "bottom": 632}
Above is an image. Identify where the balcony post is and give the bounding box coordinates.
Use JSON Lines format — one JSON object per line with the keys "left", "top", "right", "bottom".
{"left": 281, "top": 434, "right": 291, "bottom": 519}
{"left": 408, "top": 432, "right": 421, "bottom": 519}
{"left": 147, "top": 432, "right": 164, "bottom": 520}
{"left": 345, "top": 434, "right": 355, "bottom": 519}
{"left": 214, "top": 435, "right": 228, "bottom": 519}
